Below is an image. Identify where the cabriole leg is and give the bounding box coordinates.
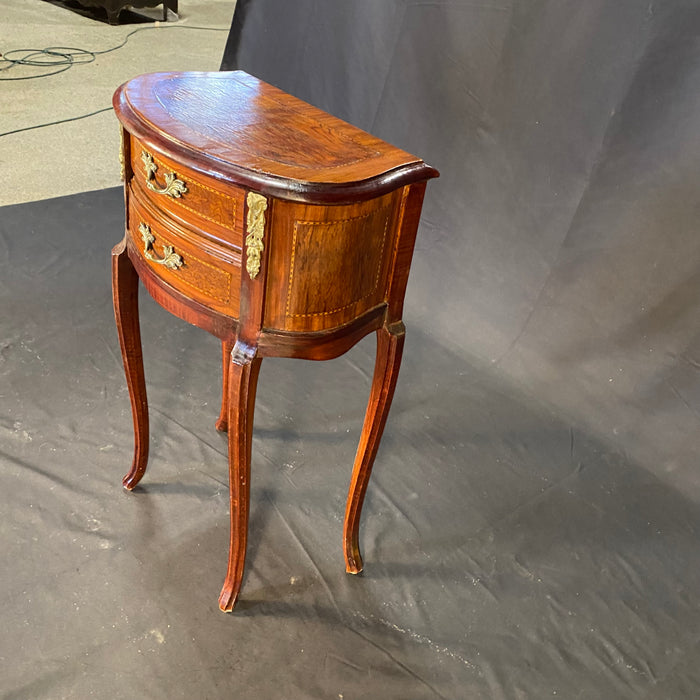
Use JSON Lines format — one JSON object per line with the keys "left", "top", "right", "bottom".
{"left": 215, "top": 340, "right": 233, "bottom": 432}
{"left": 343, "top": 321, "right": 405, "bottom": 574}
{"left": 218, "top": 341, "right": 262, "bottom": 612}
{"left": 111, "top": 238, "right": 149, "bottom": 490}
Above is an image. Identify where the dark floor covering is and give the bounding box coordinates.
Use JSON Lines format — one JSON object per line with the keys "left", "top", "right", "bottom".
{"left": 2, "top": 187, "right": 700, "bottom": 699}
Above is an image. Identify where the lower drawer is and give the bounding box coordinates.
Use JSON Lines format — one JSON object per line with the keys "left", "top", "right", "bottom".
{"left": 128, "top": 192, "right": 241, "bottom": 316}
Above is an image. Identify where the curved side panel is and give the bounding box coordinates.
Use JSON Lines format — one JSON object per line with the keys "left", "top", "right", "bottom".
{"left": 264, "top": 191, "right": 401, "bottom": 333}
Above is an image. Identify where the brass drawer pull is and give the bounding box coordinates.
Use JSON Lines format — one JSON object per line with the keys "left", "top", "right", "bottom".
{"left": 139, "top": 223, "right": 184, "bottom": 270}
{"left": 141, "top": 151, "right": 188, "bottom": 198}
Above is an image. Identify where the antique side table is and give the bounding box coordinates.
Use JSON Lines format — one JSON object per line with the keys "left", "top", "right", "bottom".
{"left": 112, "top": 71, "right": 438, "bottom": 611}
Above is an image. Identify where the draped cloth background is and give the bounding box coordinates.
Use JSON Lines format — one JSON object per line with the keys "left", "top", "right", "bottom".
{"left": 222, "top": 0, "right": 700, "bottom": 494}
{"left": 3, "top": 2, "right": 700, "bottom": 698}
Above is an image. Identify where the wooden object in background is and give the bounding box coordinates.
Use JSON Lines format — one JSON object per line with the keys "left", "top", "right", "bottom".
{"left": 66, "top": 0, "right": 178, "bottom": 24}
{"left": 112, "top": 71, "right": 438, "bottom": 611}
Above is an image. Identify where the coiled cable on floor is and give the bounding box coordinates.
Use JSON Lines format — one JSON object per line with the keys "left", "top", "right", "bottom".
{"left": 0, "top": 45, "right": 101, "bottom": 79}
{"left": 0, "top": 25, "right": 229, "bottom": 137}
{"left": 0, "top": 25, "right": 228, "bottom": 81}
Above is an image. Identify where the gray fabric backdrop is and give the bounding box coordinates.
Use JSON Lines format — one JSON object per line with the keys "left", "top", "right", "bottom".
{"left": 222, "top": 0, "right": 700, "bottom": 495}
{"left": 3, "top": 2, "right": 700, "bottom": 698}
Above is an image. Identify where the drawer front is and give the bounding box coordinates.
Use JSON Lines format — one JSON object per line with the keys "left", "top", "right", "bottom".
{"left": 128, "top": 189, "right": 241, "bottom": 316}
{"left": 129, "top": 136, "right": 244, "bottom": 250}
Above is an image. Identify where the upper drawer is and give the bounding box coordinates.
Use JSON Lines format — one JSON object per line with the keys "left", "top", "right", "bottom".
{"left": 128, "top": 136, "right": 244, "bottom": 250}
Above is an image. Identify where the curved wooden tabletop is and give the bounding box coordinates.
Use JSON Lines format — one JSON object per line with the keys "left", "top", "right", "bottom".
{"left": 114, "top": 71, "right": 438, "bottom": 203}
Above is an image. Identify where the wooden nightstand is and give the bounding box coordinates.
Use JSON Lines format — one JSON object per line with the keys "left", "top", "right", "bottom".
{"left": 112, "top": 71, "right": 438, "bottom": 611}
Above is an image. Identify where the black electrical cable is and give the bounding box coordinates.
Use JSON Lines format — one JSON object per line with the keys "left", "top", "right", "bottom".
{"left": 0, "top": 107, "right": 114, "bottom": 138}
{"left": 0, "top": 25, "right": 228, "bottom": 81}
{"left": 0, "top": 25, "right": 229, "bottom": 138}
{"left": 0, "top": 46, "right": 98, "bottom": 80}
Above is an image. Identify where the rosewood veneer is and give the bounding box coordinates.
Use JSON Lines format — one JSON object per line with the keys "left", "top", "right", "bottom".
{"left": 111, "top": 71, "right": 438, "bottom": 611}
